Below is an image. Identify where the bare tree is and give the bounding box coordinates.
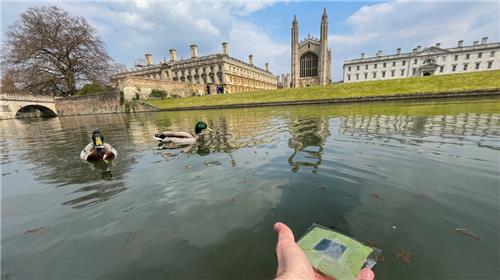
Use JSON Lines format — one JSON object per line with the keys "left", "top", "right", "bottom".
{"left": 2, "top": 6, "right": 115, "bottom": 96}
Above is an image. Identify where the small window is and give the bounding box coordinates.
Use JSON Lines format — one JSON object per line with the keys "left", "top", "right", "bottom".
{"left": 466, "top": 54, "right": 470, "bottom": 59}
{"left": 454, "top": 55, "right": 458, "bottom": 61}
{"left": 348, "top": 66, "right": 351, "bottom": 71}
{"left": 442, "top": 56, "right": 446, "bottom": 61}
{"left": 413, "top": 59, "right": 417, "bottom": 64}
{"left": 356, "top": 73, "right": 359, "bottom": 80}
{"left": 391, "top": 70, "right": 395, "bottom": 77}
{"left": 487, "top": 61, "right": 493, "bottom": 68}
{"left": 402, "top": 60, "right": 406, "bottom": 66}
{"left": 364, "top": 73, "right": 368, "bottom": 79}
{"left": 491, "top": 51, "right": 495, "bottom": 57}
{"left": 440, "top": 66, "right": 444, "bottom": 72}
{"left": 401, "top": 69, "right": 405, "bottom": 76}
{"left": 373, "top": 72, "right": 377, "bottom": 78}
{"left": 347, "top": 74, "right": 351, "bottom": 81}
{"left": 463, "top": 63, "right": 468, "bottom": 71}
{"left": 412, "top": 68, "right": 416, "bottom": 75}
{"left": 478, "top": 52, "right": 482, "bottom": 58}
{"left": 383, "top": 62, "right": 386, "bottom": 68}
{"left": 382, "top": 71, "right": 386, "bottom": 78}
{"left": 356, "top": 65, "right": 360, "bottom": 70}
{"left": 374, "top": 63, "right": 377, "bottom": 69}
{"left": 452, "top": 65, "right": 457, "bottom": 71}
{"left": 475, "top": 63, "right": 480, "bottom": 70}
{"left": 392, "top": 62, "right": 396, "bottom": 67}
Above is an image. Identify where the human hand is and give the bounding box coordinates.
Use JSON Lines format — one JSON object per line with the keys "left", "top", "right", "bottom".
{"left": 274, "top": 222, "right": 375, "bottom": 280}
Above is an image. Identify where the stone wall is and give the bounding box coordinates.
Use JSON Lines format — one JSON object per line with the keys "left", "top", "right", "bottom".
{"left": 54, "top": 92, "right": 124, "bottom": 116}
{"left": 117, "top": 77, "right": 206, "bottom": 101}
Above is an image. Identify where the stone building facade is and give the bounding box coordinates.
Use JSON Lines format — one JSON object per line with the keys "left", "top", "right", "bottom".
{"left": 112, "top": 43, "right": 277, "bottom": 98}
{"left": 291, "top": 9, "right": 332, "bottom": 88}
{"left": 343, "top": 37, "right": 500, "bottom": 83}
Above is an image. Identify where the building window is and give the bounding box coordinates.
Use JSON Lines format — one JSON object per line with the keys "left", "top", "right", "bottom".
{"left": 491, "top": 51, "right": 496, "bottom": 57}
{"left": 356, "top": 65, "right": 360, "bottom": 70}
{"left": 463, "top": 63, "right": 468, "bottom": 71}
{"left": 365, "top": 64, "right": 368, "bottom": 70}
{"left": 440, "top": 66, "right": 444, "bottom": 72}
{"left": 348, "top": 66, "right": 351, "bottom": 71}
{"left": 487, "top": 61, "right": 493, "bottom": 68}
{"left": 356, "top": 73, "right": 359, "bottom": 80}
{"left": 299, "top": 52, "right": 318, "bottom": 78}
{"left": 475, "top": 62, "right": 480, "bottom": 70}
{"left": 392, "top": 62, "right": 396, "bottom": 67}
{"left": 413, "top": 59, "right": 417, "bottom": 64}
{"left": 347, "top": 74, "right": 351, "bottom": 81}
{"left": 478, "top": 52, "right": 482, "bottom": 58}
{"left": 401, "top": 69, "right": 405, "bottom": 76}
{"left": 402, "top": 60, "right": 406, "bottom": 66}
{"left": 374, "top": 63, "right": 377, "bottom": 69}
{"left": 466, "top": 53, "right": 470, "bottom": 59}
{"left": 412, "top": 68, "right": 416, "bottom": 75}
{"left": 383, "top": 62, "right": 386, "bottom": 68}
{"left": 442, "top": 56, "right": 446, "bottom": 61}
{"left": 452, "top": 65, "right": 457, "bottom": 71}
{"left": 372, "top": 72, "right": 377, "bottom": 78}
{"left": 454, "top": 55, "right": 458, "bottom": 61}
{"left": 391, "top": 70, "right": 395, "bottom": 77}
{"left": 364, "top": 73, "right": 368, "bottom": 79}
{"left": 382, "top": 71, "right": 386, "bottom": 78}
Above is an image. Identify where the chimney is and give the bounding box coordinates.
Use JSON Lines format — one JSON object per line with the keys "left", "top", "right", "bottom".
{"left": 435, "top": 42, "right": 441, "bottom": 48}
{"left": 222, "top": 42, "right": 228, "bottom": 55}
{"left": 145, "top": 53, "right": 153, "bottom": 65}
{"left": 416, "top": 45, "right": 421, "bottom": 52}
{"left": 396, "top": 48, "right": 401, "bottom": 55}
{"left": 265, "top": 62, "right": 269, "bottom": 72}
{"left": 412, "top": 48, "right": 417, "bottom": 52}
{"left": 249, "top": 54, "right": 253, "bottom": 65}
{"left": 361, "top": 53, "right": 365, "bottom": 59}
{"left": 473, "top": 40, "right": 479, "bottom": 46}
{"left": 169, "top": 49, "right": 177, "bottom": 62}
{"left": 481, "top": 37, "right": 488, "bottom": 44}
{"left": 376, "top": 50, "right": 382, "bottom": 57}
{"left": 458, "top": 40, "right": 463, "bottom": 47}
{"left": 190, "top": 44, "right": 198, "bottom": 58}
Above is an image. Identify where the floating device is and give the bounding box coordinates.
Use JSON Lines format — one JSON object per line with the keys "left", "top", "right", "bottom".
{"left": 297, "top": 224, "right": 381, "bottom": 280}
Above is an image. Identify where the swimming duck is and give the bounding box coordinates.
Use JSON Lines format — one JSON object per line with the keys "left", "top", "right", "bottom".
{"left": 80, "top": 129, "right": 118, "bottom": 161}
{"left": 154, "top": 121, "right": 213, "bottom": 145}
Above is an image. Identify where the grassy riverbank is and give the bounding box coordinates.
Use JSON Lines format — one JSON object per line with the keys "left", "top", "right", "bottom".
{"left": 145, "top": 70, "right": 500, "bottom": 110}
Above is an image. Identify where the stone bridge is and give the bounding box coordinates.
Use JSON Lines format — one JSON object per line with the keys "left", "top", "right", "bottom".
{"left": 0, "top": 93, "right": 57, "bottom": 120}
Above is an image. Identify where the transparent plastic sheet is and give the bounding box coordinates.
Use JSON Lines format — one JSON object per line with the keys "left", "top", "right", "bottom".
{"left": 297, "top": 224, "right": 381, "bottom": 280}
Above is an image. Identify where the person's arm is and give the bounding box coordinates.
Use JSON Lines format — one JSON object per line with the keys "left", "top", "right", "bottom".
{"left": 274, "top": 222, "right": 374, "bottom": 280}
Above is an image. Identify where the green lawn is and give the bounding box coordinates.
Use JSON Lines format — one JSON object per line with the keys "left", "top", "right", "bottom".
{"left": 145, "top": 70, "right": 500, "bottom": 110}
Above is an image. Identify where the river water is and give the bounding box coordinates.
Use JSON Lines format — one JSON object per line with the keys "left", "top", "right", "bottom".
{"left": 1, "top": 98, "right": 499, "bottom": 279}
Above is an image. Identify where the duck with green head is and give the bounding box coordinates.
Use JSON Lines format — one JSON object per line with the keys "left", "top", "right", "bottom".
{"left": 80, "top": 129, "right": 118, "bottom": 161}
{"left": 155, "top": 121, "right": 213, "bottom": 145}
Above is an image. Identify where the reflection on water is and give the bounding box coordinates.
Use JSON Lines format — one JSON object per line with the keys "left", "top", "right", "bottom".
{"left": 1, "top": 98, "right": 499, "bottom": 279}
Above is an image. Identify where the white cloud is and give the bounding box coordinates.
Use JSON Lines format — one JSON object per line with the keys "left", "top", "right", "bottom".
{"left": 331, "top": 0, "right": 499, "bottom": 81}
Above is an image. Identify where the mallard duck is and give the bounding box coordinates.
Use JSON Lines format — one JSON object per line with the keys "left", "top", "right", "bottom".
{"left": 80, "top": 129, "right": 118, "bottom": 161}
{"left": 154, "top": 121, "right": 213, "bottom": 145}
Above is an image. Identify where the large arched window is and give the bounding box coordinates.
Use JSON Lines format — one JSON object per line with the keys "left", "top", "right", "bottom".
{"left": 300, "top": 52, "right": 318, "bottom": 77}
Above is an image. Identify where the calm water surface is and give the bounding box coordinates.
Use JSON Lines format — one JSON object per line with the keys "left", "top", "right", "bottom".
{"left": 1, "top": 98, "right": 499, "bottom": 279}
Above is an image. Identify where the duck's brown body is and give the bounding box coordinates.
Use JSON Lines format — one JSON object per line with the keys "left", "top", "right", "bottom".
{"left": 80, "top": 143, "right": 118, "bottom": 161}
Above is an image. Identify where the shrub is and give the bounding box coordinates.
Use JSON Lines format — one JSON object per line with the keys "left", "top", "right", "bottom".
{"left": 78, "top": 82, "right": 105, "bottom": 95}
{"left": 150, "top": 88, "right": 167, "bottom": 99}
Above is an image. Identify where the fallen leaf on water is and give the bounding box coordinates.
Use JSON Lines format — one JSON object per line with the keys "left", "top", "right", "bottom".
{"left": 455, "top": 228, "right": 480, "bottom": 240}
{"left": 204, "top": 160, "right": 222, "bottom": 166}
{"left": 392, "top": 249, "right": 414, "bottom": 265}
{"left": 320, "top": 186, "right": 326, "bottom": 191}
{"left": 376, "top": 255, "right": 385, "bottom": 264}
{"left": 185, "top": 164, "right": 192, "bottom": 170}
{"left": 371, "top": 193, "right": 383, "bottom": 200}
{"left": 24, "top": 227, "right": 44, "bottom": 235}
{"left": 365, "top": 240, "right": 376, "bottom": 247}
{"left": 231, "top": 197, "right": 239, "bottom": 202}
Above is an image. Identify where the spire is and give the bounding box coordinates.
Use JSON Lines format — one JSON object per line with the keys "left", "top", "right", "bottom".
{"left": 322, "top": 8, "right": 328, "bottom": 19}
{"left": 293, "top": 15, "right": 298, "bottom": 24}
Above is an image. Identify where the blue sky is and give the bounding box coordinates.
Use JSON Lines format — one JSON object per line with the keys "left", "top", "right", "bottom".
{"left": 1, "top": 1, "right": 499, "bottom": 81}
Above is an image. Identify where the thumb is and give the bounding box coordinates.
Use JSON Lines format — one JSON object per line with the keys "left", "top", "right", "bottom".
{"left": 357, "top": 268, "right": 375, "bottom": 280}
{"left": 274, "top": 222, "right": 295, "bottom": 243}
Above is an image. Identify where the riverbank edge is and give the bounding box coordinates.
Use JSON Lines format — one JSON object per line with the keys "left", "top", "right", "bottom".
{"left": 148, "top": 88, "right": 500, "bottom": 112}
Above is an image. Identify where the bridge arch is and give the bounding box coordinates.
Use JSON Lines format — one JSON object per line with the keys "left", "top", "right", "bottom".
{"left": 15, "top": 104, "right": 58, "bottom": 118}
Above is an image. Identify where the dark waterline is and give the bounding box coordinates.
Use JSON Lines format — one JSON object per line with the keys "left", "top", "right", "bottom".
{"left": 1, "top": 98, "right": 499, "bottom": 279}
